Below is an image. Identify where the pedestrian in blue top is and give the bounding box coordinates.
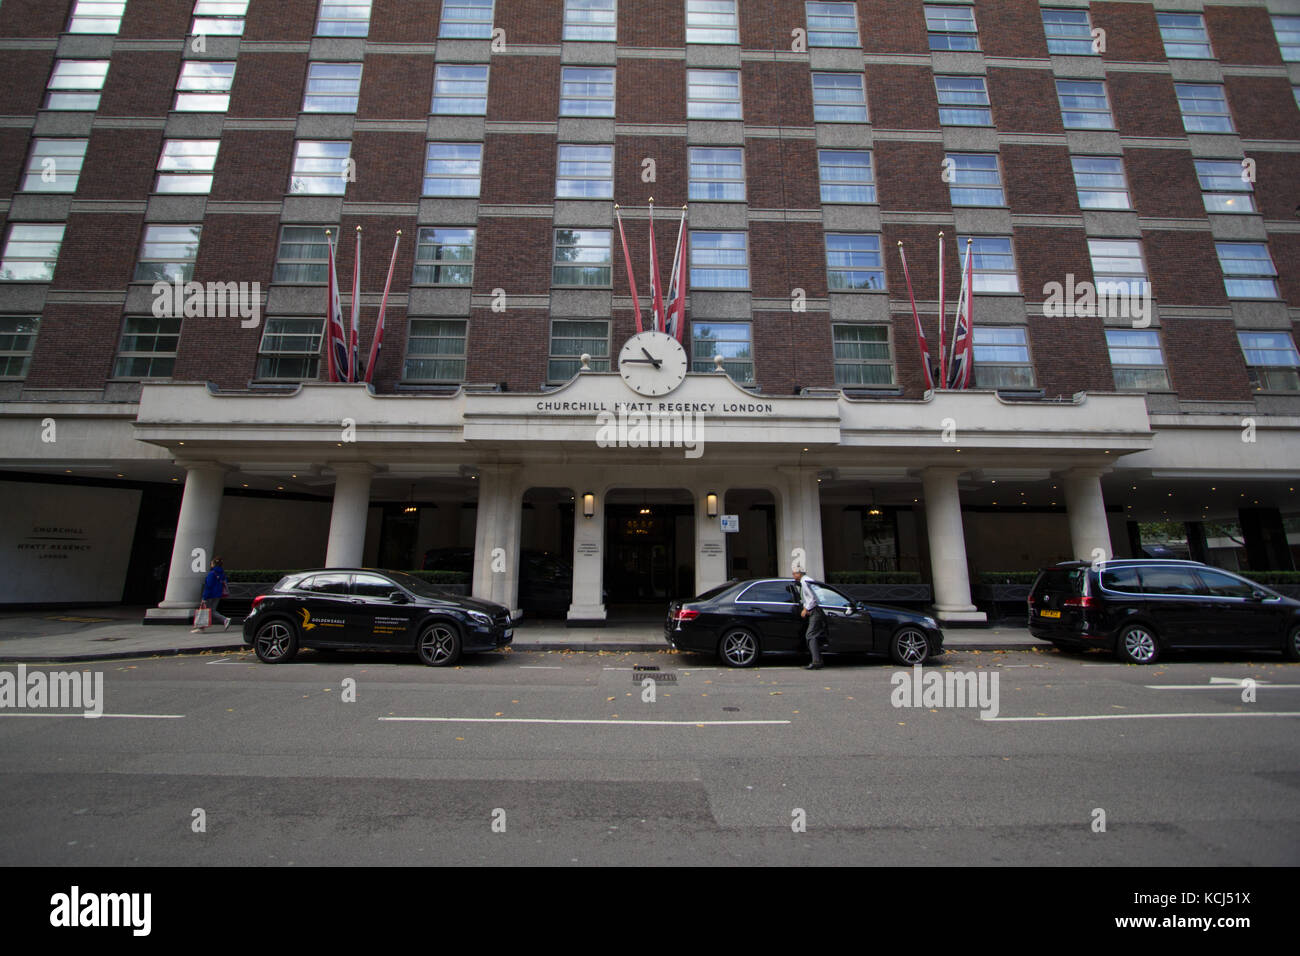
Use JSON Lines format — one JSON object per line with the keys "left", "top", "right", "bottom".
{"left": 192, "top": 556, "right": 231, "bottom": 632}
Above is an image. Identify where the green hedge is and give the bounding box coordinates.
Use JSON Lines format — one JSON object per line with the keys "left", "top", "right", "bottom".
{"left": 826, "top": 571, "right": 923, "bottom": 584}
{"left": 226, "top": 569, "right": 470, "bottom": 584}
{"left": 1244, "top": 571, "right": 1300, "bottom": 585}
{"left": 975, "top": 571, "right": 1041, "bottom": 585}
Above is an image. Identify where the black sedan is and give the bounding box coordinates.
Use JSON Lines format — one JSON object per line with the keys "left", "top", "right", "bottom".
{"left": 242, "top": 569, "right": 512, "bottom": 666}
{"left": 665, "top": 578, "right": 944, "bottom": 667}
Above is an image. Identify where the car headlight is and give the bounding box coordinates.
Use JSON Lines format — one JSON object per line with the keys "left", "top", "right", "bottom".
{"left": 466, "top": 610, "right": 492, "bottom": 626}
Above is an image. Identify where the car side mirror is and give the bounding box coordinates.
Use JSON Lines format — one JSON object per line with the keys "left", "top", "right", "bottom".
{"left": 1250, "top": 590, "right": 1266, "bottom": 602}
{"left": 389, "top": 591, "right": 409, "bottom": 604}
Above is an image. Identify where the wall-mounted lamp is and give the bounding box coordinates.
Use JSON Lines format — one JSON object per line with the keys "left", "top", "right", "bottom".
{"left": 582, "top": 492, "right": 596, "bottom": 518}
{"left": 706, "top": 492, "right": 719, "bottom": 518}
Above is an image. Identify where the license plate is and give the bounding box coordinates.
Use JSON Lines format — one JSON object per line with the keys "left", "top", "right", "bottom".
{"left": 1039, "top": 610, "right": 1061, "bottom": 619}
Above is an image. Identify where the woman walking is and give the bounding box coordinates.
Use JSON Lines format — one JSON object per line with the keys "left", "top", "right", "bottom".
{"left": 192, "top": 556, "right": 231, "bottom": 633}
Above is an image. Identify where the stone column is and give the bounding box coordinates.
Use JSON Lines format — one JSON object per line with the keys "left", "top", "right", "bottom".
{"left": 325, "top": 463, "right": 375, "bottom": 568}
{"left": 694, "top": 487, "right": 728, "bottom": 594}
{"left": 776, "top": 467, "right": 825, "bottom": 579}
{"left": 922, "top": 467, "right": 984, "bottom": 622}
{"left": 567, "top": 485, "right": 606, "bottom": 624}
{"left": 1062, "top": 467, "right": 1112, "bottom": 563}
{"left": 471, "top": 464, "right": 523, "bottom": 614}
{"left": 146, "top": 461, "right": 226, "bottom": 623}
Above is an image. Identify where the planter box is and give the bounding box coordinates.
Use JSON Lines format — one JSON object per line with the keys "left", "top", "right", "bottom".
{"left": 974, "top": 583, "right": 1032, "bottom": 602}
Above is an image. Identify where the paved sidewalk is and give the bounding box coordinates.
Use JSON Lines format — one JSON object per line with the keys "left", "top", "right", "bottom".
{"left": 0, "top": 606, "right": 1039, "bottom": 662}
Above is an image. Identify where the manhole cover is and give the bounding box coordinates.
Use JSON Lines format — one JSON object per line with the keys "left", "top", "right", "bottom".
{"left": 723, "top": 706, "right": 740, "bottom": 712}
{"left": 92, "top": 636, "right": 128, "bottom": 642}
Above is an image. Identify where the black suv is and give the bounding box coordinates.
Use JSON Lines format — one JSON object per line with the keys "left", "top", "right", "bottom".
{"left": 1028, "top": 559, "right": 1300, "bottom": 664}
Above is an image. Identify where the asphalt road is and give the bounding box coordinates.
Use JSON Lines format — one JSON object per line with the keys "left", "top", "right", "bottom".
{"left": 1, "top": 646, "right": 1297, "bottom": 866}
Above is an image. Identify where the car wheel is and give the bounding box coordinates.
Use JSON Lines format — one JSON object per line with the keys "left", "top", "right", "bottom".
{"left": 718, "top": 629, "right": 760, "bottom": 668}
{"left": 1285, "top": 624, "right": 1300, "bottom": 662}
{"left": 890, "top": 626, "right": 932, "bottom": 666}
{"left": 417, "top": 621, "right": 462, "bottom": 667}
{"left": 1116, "top": 623, "right": 1159, "bottom": 665}
{"left": 253, "top": 619, "right": 297, "bottom": 664}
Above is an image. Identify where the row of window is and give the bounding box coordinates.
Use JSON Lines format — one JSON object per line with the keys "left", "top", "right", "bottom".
{"left": 2, "top": 312, "right": 1297, "bottom": 395}
{"left": 60, "top": 0, "right": 1300, "bottom": 66}
{"left": 0, "top": 215, "right": 1281, "bottom": 302}
{"left": 42, "top": 50, "right": 1282, "bottom": 139}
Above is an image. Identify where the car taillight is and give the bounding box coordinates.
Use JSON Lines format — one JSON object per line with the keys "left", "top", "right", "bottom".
{"left": 1063, "top": 595, "right": 1096, "bottom": 608}
{"left": 673, "top": 608, "right": 700, "bottom": 622}
{"left": 251, "top": 595, "right": 266, "bottom": 608}
{"left": 1026, "top": 593, "right": 1036, "bottom": 606}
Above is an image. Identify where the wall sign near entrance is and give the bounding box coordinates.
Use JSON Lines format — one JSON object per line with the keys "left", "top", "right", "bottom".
{"left": 720, "top": 515, "right": 739, "bottom": 533}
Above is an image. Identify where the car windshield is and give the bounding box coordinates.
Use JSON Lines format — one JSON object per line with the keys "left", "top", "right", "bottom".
{"left": 382, "top": 570, "right": 456, "bottom": 599}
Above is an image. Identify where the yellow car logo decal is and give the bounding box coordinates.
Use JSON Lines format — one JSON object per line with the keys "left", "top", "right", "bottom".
{"left": 299, "top": 608, "right": 316, "bottom": 630}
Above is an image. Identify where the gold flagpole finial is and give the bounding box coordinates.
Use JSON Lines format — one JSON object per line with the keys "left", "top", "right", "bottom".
{"left": 614, "top": 203, "right": 620, "bottom": 209}
{"left": 396, "top": 229, "right": 402, "bottom": 235}
{"left": 356, "top": 225, "right": 362, "bottom": 233}
{"left": 938, "top": 231, "right": 944, "bottom": 238}
{"left": 648, "top": 196, "right": 655, "bottom": 204}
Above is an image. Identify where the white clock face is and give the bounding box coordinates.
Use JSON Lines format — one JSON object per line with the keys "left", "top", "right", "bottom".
{"left": 617, "top": 331, "right": 689, "bottom": 397}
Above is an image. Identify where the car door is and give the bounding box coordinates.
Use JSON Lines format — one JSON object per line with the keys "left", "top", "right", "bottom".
{"left": 733, "top": 580, "right": 804, "bottom": 652}
{"left": 349, "top": 572, "right": 418, "bottom": 646}
{"left": 1136, "top": 566, "right": 1208, "bottom": 649}
{"left": 295, "top": 572, "right": 353, "bottom": 644}
{"left": 1193, "top": 568, "right": 1286, "bottom": 649}
{"left": 811, "top": 582, "right": 874, "bottom": 652}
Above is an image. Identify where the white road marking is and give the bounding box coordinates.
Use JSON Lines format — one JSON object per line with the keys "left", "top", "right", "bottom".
{"left": 518, "top": 665, "right": 562, "bottom": 669}
{"left": 0, "top": 713, "right": 185, "bottom": 719}
{"left": 984, "top": 712, "right": 1300, "bottom": 722}
{"left": 379, "top": 716, "right": 791, "bottom": 726}
{"left": 1146, "top": 684, "right": 1300, "bottom": 690}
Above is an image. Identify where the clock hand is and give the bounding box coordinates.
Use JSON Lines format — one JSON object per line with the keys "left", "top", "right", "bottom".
{"left": 640, "top": 347, "right": 662, "bottom": 369}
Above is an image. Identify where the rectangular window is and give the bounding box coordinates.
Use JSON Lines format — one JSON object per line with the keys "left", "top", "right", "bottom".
{"left": 692, "top": 321, "right": 752, "bottom": 382}
{"left": 192, "top": 0, "right": 249, "bottom": 36}
{"left": 1, "top": 225, "right": 65, "bottom": 282}
{"left": 1175, "top": 84, "right": 1233, "bottom": 133}
{"left": 1274, "top": 15, "right": 1300, "bottom": 62}
{"left": 564, "top": 0, "right": 616, "bottom": 42}
{"left": 549, "top": 319, "right": 610, "bottom": 381}
{"left": 22, "top": 139, "right": 87, "bottom": 193}
{"left": 0, "top": 317, "right": 40, "bottom": 378}
{"left": 688, "top": 147, "right": 744, "bottom": 201}
{"left": 432, "top": 64, "right": 488, "bottom": 115}
{"left": 174, "top": 61, "right": 236, "bottom": 112}
{"left": 1238, "top": 331, "right": 1300, "bottom": 391}
{"left": 556, "top": 144, "right": 613, "bottom": 199}
{"left": 1157, "top": 13, "right": 1212, "bottom": 59}
{"left": 1041, "top": 8, "right": 1094, "bottom": 55}
{"left": 439, "top": 0, "right": 494, "bottom": 39}
{"left": 972, "top": 327, "right": 1034, "bottom": 388}
{"left": 935, "top": 75, "right": 990, "bottom": 126}
{"left": 832, "top": 324, "right": 892, "bottom": 386}
{"left": 133, "top": 224, "right": 202, "bottom": 282}
{"left": 1194, "top": 159, "right": 1255, "bottom": 214}
{"left": 690, "top": 232, "right": 749, "bottom": 289}
{"left": 552, "top": 229, "right": 611, "bottom": 286}
{"left": 687, "top": 69, "right": 741, "bottom": 120}
{"left": 303, "top": 62, "right": 362, "bottom": 113}
{"left": 1056, "top": 80, "right": 1113, "bottom": 130}
{"left": 925, "top": 5, "right": 978, "bottom": 52}
{"left": 424, "top": 143, "right": 482, "bottom": 197}
{"left": 68, "top": 1, "right": 125, "bottom": 34}
{"left": 946, "top": 153, "right": 1004, "bottom": 206}
{"left": 1088, "top": 238, "right": 1149, "bottom": 299}
{"left": 113, "top": 316, "right": 181, "bottom": 379}
{"left": 272, "top": 226, "right": 331, "bottom": 283}
{"left": 403, "top": 319, "right": 467, "bottom": 382}
{"left": 559, "top": 66, "right": 614, "bottom": 117}
{"left": 414, "top": 228, "right": 475, "bottom": 285}
{"left": 316, "top": 0, "right": 371, "bottom": 37}
{"left": 290, "top": 141, "right": 351, "bottom": 195}
{"left": 257, "top": 317, "right": 322, "bottom": 380}
{"left": 806, "top": 2, "right": 859, "bottom": 48}
{"left": 1106, "top": 329, "right": 1170, "bottom": 391}
{"left": 955, "top": 236, "right": 1018, "bottom": 293}
{"left": 1071, "top": 156, "right": 1131, "bottom": 210}
{"left": 45, "top": 60, "right": 109, "bottom": 110}
{"left": 1216, "top": 242, "right": 1278, "bottom": 299}
{"left": 818, "top": 149, "right": 875, "bottom": 203}
{"left": 155, "top": 139, "right": 220, "bottom": 194}
{"left": 825, "top": 235, "right": 884, "bottom": 291}
{"left": 686, "top": 0, "right": 738, "bottom": 44}
{"left": 811, "top": 73, "right": 868, "bottom": 122}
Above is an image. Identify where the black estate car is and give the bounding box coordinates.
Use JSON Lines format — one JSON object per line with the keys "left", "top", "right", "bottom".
{"left": 665, "top": 578, "right": 944, "bottom": 667}
{"left": 1029, "top": 559, "right": 1300, "bottom": 664}
{"left": 242, "top": 569, "right": 512, "bottom": 666}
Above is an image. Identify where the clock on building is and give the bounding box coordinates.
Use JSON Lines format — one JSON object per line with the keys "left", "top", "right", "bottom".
{"left": 617, "top": 330, "right": 689, "bottom": 397}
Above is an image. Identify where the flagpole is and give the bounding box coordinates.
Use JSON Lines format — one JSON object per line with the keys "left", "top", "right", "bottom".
{"left": 937, "top": 232, "right": 947, "bottom": 389}
{"left": 349, "top": 226, "right": 362, "bottom": 382}
{"left": 364, "top": 230, "right": 400, "bottom": 384}
{"left": 897, "top": 241, "right": 934, "bottom": 392}
{"left": 666, "top": 204, "right": 687, "bottom": 342}
{"left": 614, "top": 205, "right": 643, "bottom": 333}
{"left": 648, "top": 197, "right": 664, "bottom": 333}
{"left": 324, "top": 229, "right": 341, "bottom": 383}
{"left": 948, "top": 238, "right": 970, "bottom": 388}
